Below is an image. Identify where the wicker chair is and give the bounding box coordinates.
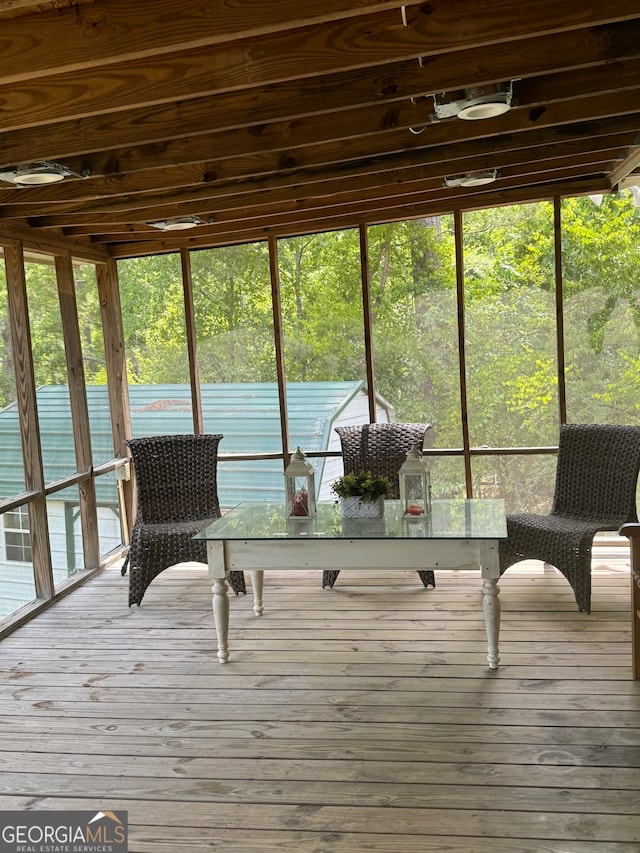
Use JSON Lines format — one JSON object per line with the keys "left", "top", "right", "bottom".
{"left": 123, "top": 434, "right": 246, "bottom": 607}
{"left": 499, "top": 423, "right": 640, "bottom": 613}
{"left": 322, "top": 422, "right": 435, "bottom": 589}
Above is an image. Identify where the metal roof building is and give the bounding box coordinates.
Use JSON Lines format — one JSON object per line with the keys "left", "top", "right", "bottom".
{"left": 0, "top": 381, "right": 393, "bottom": 505}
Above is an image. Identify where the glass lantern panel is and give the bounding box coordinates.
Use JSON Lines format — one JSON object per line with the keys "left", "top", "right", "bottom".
{"left": 289, "top": 477, "right": 312, "bottom": 517}
{"left": 403, "top": 474, "right": 428, "bottom": 515}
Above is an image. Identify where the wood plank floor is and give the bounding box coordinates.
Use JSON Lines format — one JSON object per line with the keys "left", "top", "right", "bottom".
{"left": 1, "top": 552, "right": 640, "bottom": 852}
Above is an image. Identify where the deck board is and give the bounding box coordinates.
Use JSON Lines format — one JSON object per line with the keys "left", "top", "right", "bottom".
{"left": 1, "top": 557, "right": 639, "bottom": 851}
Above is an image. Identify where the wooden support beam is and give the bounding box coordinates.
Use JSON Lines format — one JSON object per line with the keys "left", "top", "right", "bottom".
{"left": 3, "top": 241, "right": 53, "bottom": 599}
{"left": 55, "top": 253, "right": 100, "bottom": 571}
{"left": 96, "top": 259, "right": 133, "bottom": 536}
{"left": 618, "top": 523, "right": 640, "bottom": 679}
{"left": 181, "top": 248, "right": 204, "bottom": 435}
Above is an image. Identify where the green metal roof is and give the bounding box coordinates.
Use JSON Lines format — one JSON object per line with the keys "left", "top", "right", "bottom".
{"left": 0, "top": 382, "right": 367, "bottom": 505}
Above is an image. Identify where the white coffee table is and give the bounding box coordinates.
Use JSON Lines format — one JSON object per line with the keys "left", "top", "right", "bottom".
{"left": 195, "top": 499, "right": 507, "bottom": 669}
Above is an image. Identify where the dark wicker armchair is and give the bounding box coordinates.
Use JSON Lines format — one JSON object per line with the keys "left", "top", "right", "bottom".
{"left": 123, "top": 433, "right": 246, "bottom": 607}
{"left": 322, "top": 422, "right": 435, "bottom": 589}
{"left": 499, "top": 423, "right": 640, "bottom": 613}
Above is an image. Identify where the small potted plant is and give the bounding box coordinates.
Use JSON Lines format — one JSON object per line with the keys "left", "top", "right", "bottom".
{"left": 331, "top": 470, "right": 393, "bottom": 518}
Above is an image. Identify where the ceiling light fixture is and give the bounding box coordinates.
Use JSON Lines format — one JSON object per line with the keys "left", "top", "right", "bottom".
{"left": 147, "top": 215, "right": 213, "bottom": 231}
{"left": 0, "top": 161, "right": 90, "bottom": 186}
{"left": 430, "top": 82, "right": 516, "bottom": 123}
{"left": 444, "top": 169, "right": 499, "bottom": 188}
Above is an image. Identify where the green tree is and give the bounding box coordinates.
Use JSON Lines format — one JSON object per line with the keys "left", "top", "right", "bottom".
{"left": 191, "top": 243, "right": 275, "bottom": 382}
{"left": 118, "top": 253, "right": 189, "bottom": 383}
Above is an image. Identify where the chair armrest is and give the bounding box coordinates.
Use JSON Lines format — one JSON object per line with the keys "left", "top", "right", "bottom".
{"left": 619, "top": 523, "right": 640, "bottom": 539}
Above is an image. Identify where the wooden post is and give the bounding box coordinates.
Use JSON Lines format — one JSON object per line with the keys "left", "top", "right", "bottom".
{"left": 97, "top": 259, "right": 134, "bottom": 536}
{"left": 3, "top": 241, "right": 53, "bottom": 599}
{"left": 181, "top": 248, "right": 204, "bottom": 435}
{"left": 55, "top": 253, "right": 99, "bottom": 570}
{"left": 619, "top": 523, "right": 640, "bottom": 679}
{"left": 360, "top": 224, "right": 377, "bottom": 423}
{"left": 553, "top": 197, "right": 567, "bottom": 425}
{"left": 269, "top": 235, "right": 290, "bottom": 468}
{"left": 454, "top": 210, "right": 472, "bottom": 497}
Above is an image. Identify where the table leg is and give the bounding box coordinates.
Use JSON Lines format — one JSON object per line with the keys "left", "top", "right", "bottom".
{"left": 211, "top": 577, "right": 230, "bottom": 663}
{"left": 207, "top": 540, "right": 232, "bottom": 664}
{"left": 482, "top": 578, "right": 500, "bottom": 669}
{"left": 479, "top": 541, "right": 501, "bottom": 670}
{"left": 251, "top": 570, "right": 264, "bottom": 616}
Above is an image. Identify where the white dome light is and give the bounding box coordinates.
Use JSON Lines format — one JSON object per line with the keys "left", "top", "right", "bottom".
{"left": 159, "top": 219, "right": 199, "bottom": 231}
{"left": 457, "top": 98, "right": 512, "bottom": 121}
{"left": 13, "top": 166, "right": 67, "bottom": 185}
{"left": 0, "top": 161, "right": 87, "bottom": 186}
{"left": 430, "top": 82, "right": 515, "bottom": 123}
{"left": 444, "top": 169, "right": 499, "bottom": 188}
{"left": 148, "top": 215, "right": 212, "bottom": 231}
{"left": 460, "top": 171, "right": 498, "bottom": 187}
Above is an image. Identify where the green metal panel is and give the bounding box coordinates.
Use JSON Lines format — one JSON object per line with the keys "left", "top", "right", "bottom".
{"left": 0, "top": 382, "right": 367, "bottom": 505}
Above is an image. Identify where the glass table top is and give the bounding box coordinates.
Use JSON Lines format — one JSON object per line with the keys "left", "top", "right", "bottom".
{"left": 195, "top": 499, "right": 507, "bottom": 541}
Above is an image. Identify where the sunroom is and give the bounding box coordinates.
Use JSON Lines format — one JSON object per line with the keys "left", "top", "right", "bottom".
{"left": 0, "top": 2, "right": 639, "bottom": 850}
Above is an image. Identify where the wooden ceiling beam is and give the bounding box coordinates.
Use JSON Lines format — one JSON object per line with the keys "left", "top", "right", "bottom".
{"left": 106, "top": 176, "right": 611, "bottom": 259}
{"left": 608, "top": 145, "right": 640, "bottom": 188}
{"left": 3, "top": 22, "right": 640, "bottom": 169}
{"left": 0, "top": 0, "right": 94, "bottom": 19}
{"left": 1, "top": 2, "right": 637, "bottom": 255}
{"left": 6, "top": 91, "right": 638, "bottom": 223}
{"left": 15, "top": 140, "right": 626, "bottom": 228}
{"left": 24, "top": 148, "right": 615, "bottom": 232}
{"left": 70, "top": 76, "right": 640, "bottom": 180}
{"left": 1, "top": 82, "right": 638, "bottom": 221}
{"left": 53, "top": 151, "right": 616, "bottom": 239}
{"left": 0, "top": 1, "right": 425, "bottom": 83}
{"left": 3, "top": 0, "right": 636, "bottom": 86}
{"left": 0, "top": 220, "right": 110, "bottom": 261}
{"left": 4, "top": 116, "right": 638, "bottom": 231}
{"left": 4, "top": 109, "right": 637, "bottom": 207}
{"left": 2, "top": 7, "right": 640, "bottom": 134}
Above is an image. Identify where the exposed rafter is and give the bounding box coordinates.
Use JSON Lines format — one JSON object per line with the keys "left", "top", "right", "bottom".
{"left": 0, "top": 0, "right": 638, "bottom": 255}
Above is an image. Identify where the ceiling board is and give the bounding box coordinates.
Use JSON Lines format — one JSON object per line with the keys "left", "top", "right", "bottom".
{"left": 0, "top": 0, "right": 638, "bottom": 256}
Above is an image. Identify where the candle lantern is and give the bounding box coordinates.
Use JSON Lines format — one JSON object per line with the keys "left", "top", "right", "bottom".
{"left": 399, "top": 444, "right": 432, "bottom": 518}
{"left": 284, "top": 447, "right": 316, "bottom": 518}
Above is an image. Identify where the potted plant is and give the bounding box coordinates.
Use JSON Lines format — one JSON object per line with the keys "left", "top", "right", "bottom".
{"left": 331, "top": 470, "right": 393, "bottom": 518}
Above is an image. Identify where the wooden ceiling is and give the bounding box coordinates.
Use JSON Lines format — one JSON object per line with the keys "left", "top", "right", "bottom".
{"left": 1, "top": 0, "right": 639, "bottom": 259}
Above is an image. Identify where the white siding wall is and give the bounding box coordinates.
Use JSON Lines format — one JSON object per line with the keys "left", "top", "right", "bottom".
{"left": 317, "top": 396, "right": 392, "bottom": 499}
{"left": 0, "top": 502, "right": 121, "bottom": 619}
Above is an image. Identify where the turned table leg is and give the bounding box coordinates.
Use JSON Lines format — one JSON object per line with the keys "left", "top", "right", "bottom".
{"left": 211, "top": 576, "right": 230, "bottom": 664}
{"left": 482, "top": 578, "right": 500, "bottom": 670}
{"left": 480, "top": 541, "right": 501, "bottom": 670}
{"left": 207, "top": 540, "right": 231, "bottom": 664}
{"left": 251, "top": 570, "right": 264, "bottom": 616}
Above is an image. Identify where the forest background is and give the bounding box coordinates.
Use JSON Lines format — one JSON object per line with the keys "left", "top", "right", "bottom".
{"left": 8, "top": 193, "right": 640, "bottom": 513}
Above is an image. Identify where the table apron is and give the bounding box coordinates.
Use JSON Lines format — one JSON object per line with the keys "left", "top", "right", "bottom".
{"left": 207, "top": 538, "right": 500, "bottom": 577}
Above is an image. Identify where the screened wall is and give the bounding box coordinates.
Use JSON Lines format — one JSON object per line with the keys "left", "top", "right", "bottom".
{"left": 0, "top": 190, "right": 638, "bottom": 627}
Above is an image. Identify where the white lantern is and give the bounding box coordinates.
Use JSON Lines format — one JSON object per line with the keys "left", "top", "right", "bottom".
{"left": 284, "top": 447, "right": 316, "bottom": 518}
{"left": 399, "top": 444, "right": 432, "bottom": 518}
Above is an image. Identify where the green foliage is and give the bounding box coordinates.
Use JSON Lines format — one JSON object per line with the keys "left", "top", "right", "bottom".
{"left": 330, "top": 471, "right": 393, "bottom": 501}
{"left": 9, "top": 187, "right": 635, "bottom": 514}
{"left": 24, "top": 261, "right": 68, "bottom": 386}
{"left": 117, "top": 253, "right": 189, "bottom": 383}
{"left": 278, "top": 231, "right": 364, "bottom": 381}
{"left": 108, "top": 192, "right": 640, "bottom": 508}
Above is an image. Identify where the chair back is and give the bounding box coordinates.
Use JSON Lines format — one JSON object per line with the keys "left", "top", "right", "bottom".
{"left": 551, "top": 423, "right": 640, "bottom": 525}
{"left": 335, "top": 422, "right": 431, "bottom": 499}
{"left": 126, "top": 433, "right": 223, "bottom": 524}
